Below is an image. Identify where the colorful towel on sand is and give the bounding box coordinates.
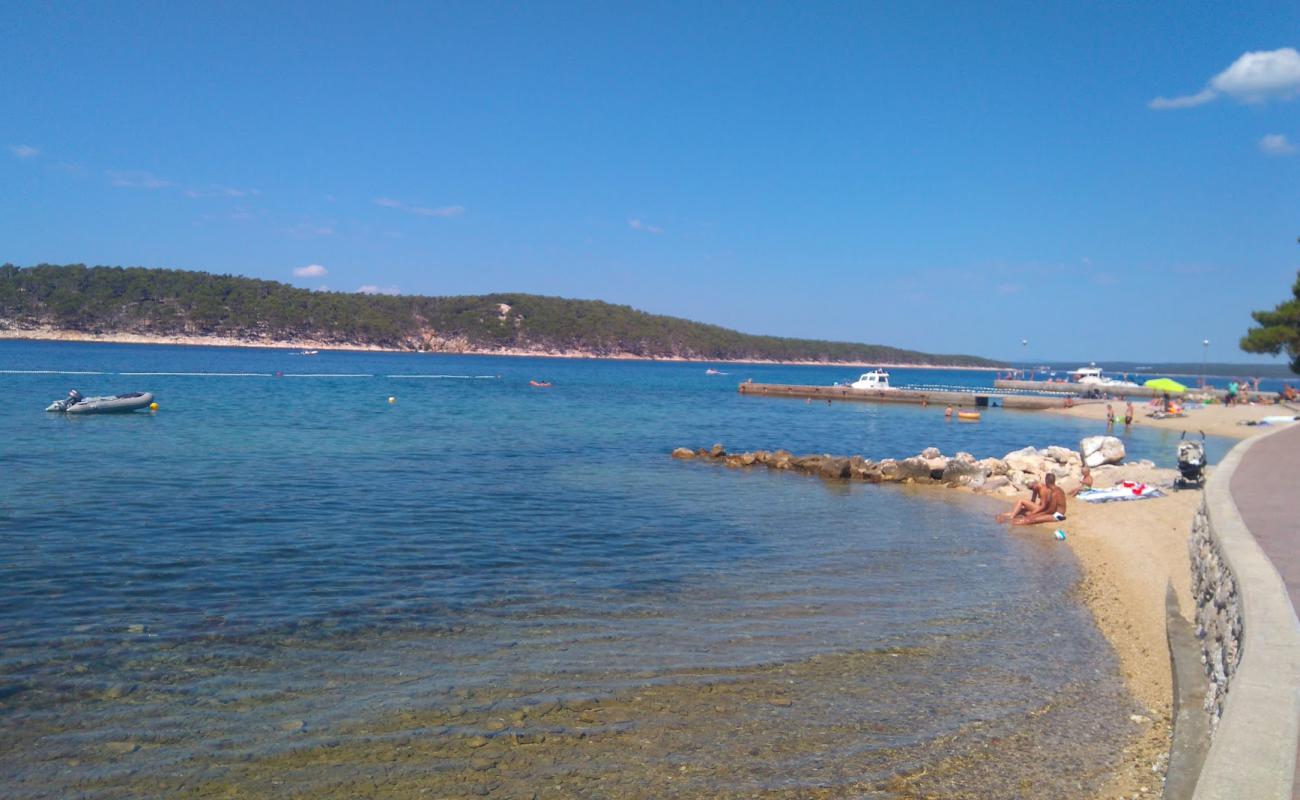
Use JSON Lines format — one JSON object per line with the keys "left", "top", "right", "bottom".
{"left": 1077, "top": 483, "right": 1166, "bottom": 503}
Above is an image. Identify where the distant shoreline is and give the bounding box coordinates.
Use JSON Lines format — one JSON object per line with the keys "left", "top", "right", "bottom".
{"left": 0, "top": 327, "right": 1004, "bottom": 371}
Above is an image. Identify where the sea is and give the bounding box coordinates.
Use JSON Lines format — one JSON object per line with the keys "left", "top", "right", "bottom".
{"left": 0, "top": 341, "right": 1234, "bottom": 799}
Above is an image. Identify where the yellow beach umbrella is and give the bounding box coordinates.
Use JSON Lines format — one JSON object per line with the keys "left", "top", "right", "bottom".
{"left": 1144, "top": 378, "right": 1187, "bottom": 393}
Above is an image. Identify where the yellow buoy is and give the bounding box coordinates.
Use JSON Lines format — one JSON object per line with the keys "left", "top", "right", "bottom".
{"left": 149, "top": 402, "right": 159, "bottom": 411}
{"left": 388, "top": 396, "right": 396, "bottom": 404}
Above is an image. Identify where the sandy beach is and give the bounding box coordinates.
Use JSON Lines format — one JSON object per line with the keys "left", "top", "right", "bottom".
{"left": 1047, "top": 398, "right": 1299, "bottom": 440}
{"left": 1051, "top": 476, "right": 1202, "bottom": 797}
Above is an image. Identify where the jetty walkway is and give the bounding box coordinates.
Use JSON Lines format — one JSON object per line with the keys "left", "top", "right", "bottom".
{"left": 1228, "top": 422, "right": 1300, "bottom": 799}
{"left": 737, "top": 381, "right": 1073, "bottom": 410}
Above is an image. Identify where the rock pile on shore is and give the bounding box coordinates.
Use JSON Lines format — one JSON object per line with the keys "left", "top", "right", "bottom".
{"left": 671, "top": 435, "right": 1171, "bottom": 497}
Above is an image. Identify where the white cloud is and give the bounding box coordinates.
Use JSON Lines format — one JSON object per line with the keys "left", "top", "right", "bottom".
{"left": 374, "top": 196, "right": 463, "bottom": 217}
{"left": 286, "top": 221, "right": 335, "bottom": 238}
{"left": 628, "top": 218, "right": 664, "bottom": 234}
{"left": 1149, "top": 89, "right": 1218, "bottom": 110}
{"left": 1150, "top": 47, "right": 1300, "bottom": 109}
{"left": 358, "top": 284, "right": 401, "bottom": 295}
{"left": 410, "top": 204, "right": 464, "bottom": 217}
{"left": 106, "top": 169, "right": 173, "bottom": 189}
{"left": 293, "top": 264, "right": 328, "bottom": 278}
{"left": 185, "top": 184, "right": 260, "bottom": 198}
{"left": 9, "top": 144, "right": 39, "bottom": 159}
{"left": 1259, "top": 133, "right": 1296, "bottom": 156}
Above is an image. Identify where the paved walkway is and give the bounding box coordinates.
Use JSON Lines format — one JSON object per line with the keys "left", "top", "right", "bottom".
{"left": 1229, "top": 421, "right": 1300, "bottom": 799}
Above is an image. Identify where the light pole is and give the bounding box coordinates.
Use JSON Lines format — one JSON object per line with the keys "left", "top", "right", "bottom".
{"left": 1021, "top": 339, "right": 1028, "bottom": 380}
{"left": 1202, "top": 339, "right": 1209, "bottom": 389}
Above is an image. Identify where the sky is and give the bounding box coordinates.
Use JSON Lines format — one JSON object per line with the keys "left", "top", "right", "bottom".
{"left": 2, "top": 2, "right": 1298, "bottom": 363}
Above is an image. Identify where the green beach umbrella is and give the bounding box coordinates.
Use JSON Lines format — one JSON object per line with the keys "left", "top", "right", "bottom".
{"left": 1144, "top": 378, "right": 1187, "bottom": 393}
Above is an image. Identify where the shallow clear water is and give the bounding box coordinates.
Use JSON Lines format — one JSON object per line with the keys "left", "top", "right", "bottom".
{"left": 0, "top": 342, "right": 1213, "bottom": 797}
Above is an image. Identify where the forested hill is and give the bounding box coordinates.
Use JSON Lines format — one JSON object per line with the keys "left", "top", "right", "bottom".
{"left": 0, "top": 264, "right": 999, "bottom": 366}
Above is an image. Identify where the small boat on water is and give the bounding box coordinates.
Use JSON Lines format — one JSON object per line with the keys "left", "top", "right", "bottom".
{"left": 46, "top": 391, "right": 155, "bottom": 414}
{"left": 957, "top": 410, "right": 981, "bottom": 422}
{"left": 850, "top": 369, "right": 893, "bottom": 391}
{"left": 529, "top": 380, "right": 552, "bottom": 388}
{"left": 1069, "top": 365, "right": 1139, "bottom": 389}
{"left": 705, "top": 368, "right": 726, "bottom": 375}
{"left": 297, "top": 350, "right": 320, "bottom": 356}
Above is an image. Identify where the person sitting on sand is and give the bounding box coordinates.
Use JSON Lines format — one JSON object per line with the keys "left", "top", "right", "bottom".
{"left": 1013, "top": 474, "right": 1067, "bottom": 526}
{"left": 996, "top": 479, "right": 1044, "bottom": 523}
{"left": 1070, "top": 463, "right": 1093, "bottom": 496}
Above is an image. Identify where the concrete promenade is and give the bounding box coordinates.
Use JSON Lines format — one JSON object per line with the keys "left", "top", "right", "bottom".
{"left": 1230, "top": 422, "right": 1300, "bottom": 799}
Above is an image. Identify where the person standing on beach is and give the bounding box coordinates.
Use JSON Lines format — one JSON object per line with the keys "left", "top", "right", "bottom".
{"left": 1124, "top": 401, "right": 1134, "bottom": 426}
{"left": 1106, "top": 404, "right": 1115, "bottom": 428}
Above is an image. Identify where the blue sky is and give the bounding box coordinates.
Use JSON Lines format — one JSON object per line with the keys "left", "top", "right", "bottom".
{"left": 2, "top": 2, "right": 1298, "bottom": 363}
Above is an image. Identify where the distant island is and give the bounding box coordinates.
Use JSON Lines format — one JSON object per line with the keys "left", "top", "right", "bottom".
{"left": 0, "top": 264, "right": 1000, "bottom": 367}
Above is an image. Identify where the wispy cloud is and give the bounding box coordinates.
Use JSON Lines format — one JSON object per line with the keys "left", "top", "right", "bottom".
{"left": 9, "top": 144, "right": 39, "bottom": 159}
{"left": 358, "top": 284, "right": 400, "bottom": 295}
{"left": 997, "top": 283, "right": 1023, "bottom": 295}
{"left": 293, "top": 264, "right": 328, "bottom": 278}
{"left": 184, "top": 184, "right": 261, "bottom": 199}
{"left": 628, "top": 218, "right": 664, "bottom": 235}
{"left": 373, "top": 197, "right": 463, "bottom": 217}
{"left": 1150, "top": 47, "right": 1300, "bottom": 109}
{"left": 106, "top": 169, "right": 174, "bottom": 189}
{"left": 1259, "top": 133, "right": 1296, "bottom": 156}
{"left": 286, "top": 221, "right": 335, "bottom": 238}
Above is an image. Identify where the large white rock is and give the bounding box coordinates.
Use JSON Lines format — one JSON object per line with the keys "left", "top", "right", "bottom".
{"left": 1080, "top": 435, "right": 1126, "bottom": 468}
{"left": 1003, "top": 446, "right": 1043, "bottom": 474}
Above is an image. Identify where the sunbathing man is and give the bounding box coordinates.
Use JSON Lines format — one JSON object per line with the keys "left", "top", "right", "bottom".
{"left": 1070, "top": 463, "right": 1093, "bottom": 496}
{"left": 1014, "top": 473, "right": 1067, "bottom": 526}
{"left": 996, "top": 478, "right": 1044, "bottom": 523}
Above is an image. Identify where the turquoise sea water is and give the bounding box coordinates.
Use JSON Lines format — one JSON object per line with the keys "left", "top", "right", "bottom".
{"left": 0, "top": 342, "right": 1224, "bottom": 797}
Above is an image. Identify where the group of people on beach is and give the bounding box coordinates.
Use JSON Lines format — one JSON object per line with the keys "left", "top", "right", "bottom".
{"left": 995, "top": 463, "right": 1092, "bottom": 527}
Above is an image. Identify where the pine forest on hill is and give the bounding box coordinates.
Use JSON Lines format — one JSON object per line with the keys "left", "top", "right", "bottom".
{"left": 0, "top": 264, "right": 1001, "bottom": 366}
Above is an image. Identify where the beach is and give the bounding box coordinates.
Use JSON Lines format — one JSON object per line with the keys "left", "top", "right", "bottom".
{"left": 1047, "top": 397, "right": 1297, "bottom": 439}
{"left": 2, "top": 340, "right": 1283, "bottom": 798}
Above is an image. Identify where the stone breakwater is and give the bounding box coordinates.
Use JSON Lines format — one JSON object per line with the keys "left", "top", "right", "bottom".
{"left": 670, "top": 435, "right": 1150, "bottom": 497}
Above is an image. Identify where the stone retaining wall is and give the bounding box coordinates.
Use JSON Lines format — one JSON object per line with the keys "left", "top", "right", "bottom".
{"left": 1187, "top": 428, "right": 1300, "bottom": 800}
{"left": 1188, "top": 501, "right": 1242, "bottom": 730}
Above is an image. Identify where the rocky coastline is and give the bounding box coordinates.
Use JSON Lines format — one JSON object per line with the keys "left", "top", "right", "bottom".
{"left": 670, "top": 435, "right": 1175, "bottom": 498}
{"left": 0, "top": 326, "right": 1001, "bottom": 370}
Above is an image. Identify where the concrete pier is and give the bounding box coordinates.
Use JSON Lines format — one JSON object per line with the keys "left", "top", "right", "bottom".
{"left": 737, "top": 381, "right": 1074, "bottom": 410}
{"left": 993, "top": 379, "right": 1276, "bottom": 403}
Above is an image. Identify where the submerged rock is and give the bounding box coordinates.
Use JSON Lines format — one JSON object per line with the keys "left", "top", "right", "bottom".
{"left": 671, "top": 447, "right": 696, "bottom": 459}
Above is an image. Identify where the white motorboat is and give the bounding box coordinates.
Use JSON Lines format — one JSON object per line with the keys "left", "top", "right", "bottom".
{"left": 1068, "top": 365, "right": 1139, "bottom": 388}
{"left": 850, "top": 369, "right": 893, "bottom": 391}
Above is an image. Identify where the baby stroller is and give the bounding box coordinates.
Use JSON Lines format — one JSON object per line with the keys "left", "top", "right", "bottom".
{"left": 1175, "top": 431, "right": 1206, "bottom": 489}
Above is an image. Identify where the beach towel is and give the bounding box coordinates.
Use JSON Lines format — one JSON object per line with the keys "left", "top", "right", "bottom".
{"left": 1077, "top": 483, "right": 1166, "bottom": 503}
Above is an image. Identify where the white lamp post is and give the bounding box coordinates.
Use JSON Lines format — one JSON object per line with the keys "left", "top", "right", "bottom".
{"left": 1022, "top": 339, "right": 1028, "bottom": 380}
{"left": 1202, "top": 339, "right": 1209, "bottom": 389}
